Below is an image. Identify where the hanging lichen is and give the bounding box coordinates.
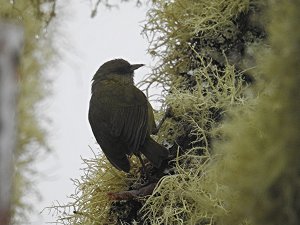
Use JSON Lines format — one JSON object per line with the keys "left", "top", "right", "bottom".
{"left": 0, "top": 0, "right": 57, "bottom": 223}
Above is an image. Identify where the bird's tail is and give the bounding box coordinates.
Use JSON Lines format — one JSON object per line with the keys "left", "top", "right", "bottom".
{"left": 140, "top": 137, "right": 169, "bottom": 168}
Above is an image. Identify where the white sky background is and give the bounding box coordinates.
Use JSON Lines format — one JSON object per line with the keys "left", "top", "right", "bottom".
{"left": 30, "top": 1, "right": 154, "bottom": 224}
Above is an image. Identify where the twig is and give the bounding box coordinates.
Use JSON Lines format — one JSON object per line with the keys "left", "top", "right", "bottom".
{"left": 107, "top": 183, "right": 157, "bottom": 201}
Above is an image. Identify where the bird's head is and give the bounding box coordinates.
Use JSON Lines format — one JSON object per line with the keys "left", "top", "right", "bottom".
{"left": 92, "top": 59, "right": 144, "bottom": 81}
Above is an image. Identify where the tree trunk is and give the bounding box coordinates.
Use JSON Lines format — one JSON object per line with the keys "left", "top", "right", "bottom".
{"left": 0, "top": 22, "right": 23, "bottom": 225}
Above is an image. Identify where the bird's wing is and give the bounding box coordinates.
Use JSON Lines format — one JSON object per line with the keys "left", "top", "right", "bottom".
{"left": 108, "top": 85, "right": 149, "bottom": 154}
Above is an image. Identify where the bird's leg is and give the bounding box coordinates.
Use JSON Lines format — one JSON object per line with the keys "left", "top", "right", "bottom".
{"left": 136, "top": 153, "right": 149, "bottom": 181}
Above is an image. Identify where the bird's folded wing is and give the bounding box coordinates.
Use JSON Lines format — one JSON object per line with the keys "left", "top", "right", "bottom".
{"left": 108, "top": 86, "right": 149, "bottom": 153}
{"left": 111, "top": 104, "right": 148, "bottom": 154}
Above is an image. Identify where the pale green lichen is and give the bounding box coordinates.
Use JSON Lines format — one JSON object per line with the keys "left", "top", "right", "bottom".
{"left": 53, "top": 0, "right": 279, "bottom": 224}
{"left": 209, "top": 1, "right": 300, "bottom": 224}
{"left": 48, "top": 150, "right": 141, "bottom": 225}
{"left": 141, "top": 55, "right": 248, "bottom": 225}
{"left": 140, "top": 0, "right": 264, "bottom": 224}
{"left": 144, "top": 0, "right": 300, "bottom": 224}
{"left": 141, "top": 152, "right": 221, "bottom": 225}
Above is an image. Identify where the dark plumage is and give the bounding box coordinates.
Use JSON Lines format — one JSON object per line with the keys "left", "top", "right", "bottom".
{"left": 88, "top": 59, "right": 169, "bottom": 173}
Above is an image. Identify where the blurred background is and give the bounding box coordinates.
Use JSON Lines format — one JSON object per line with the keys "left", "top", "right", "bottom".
{"left": 0, "top": 0, "right": 152, "bottom": 224}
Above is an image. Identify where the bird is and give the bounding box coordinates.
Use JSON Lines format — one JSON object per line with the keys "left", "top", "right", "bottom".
{"left": 88, "top": 58, "right": 169, "bottom": 173}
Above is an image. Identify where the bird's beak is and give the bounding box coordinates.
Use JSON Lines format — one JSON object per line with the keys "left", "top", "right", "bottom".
{"left": 130, "top": 64, "right": 144, "bottom": 71}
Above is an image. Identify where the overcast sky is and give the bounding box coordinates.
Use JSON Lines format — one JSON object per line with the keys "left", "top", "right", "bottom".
{"left": 30, "top": 1, "right": 152, "bottom": 224}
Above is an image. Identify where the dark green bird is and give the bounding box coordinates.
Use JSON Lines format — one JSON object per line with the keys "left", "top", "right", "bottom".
{"left": 88, "top": 59, "right": 169, "bottom": 173}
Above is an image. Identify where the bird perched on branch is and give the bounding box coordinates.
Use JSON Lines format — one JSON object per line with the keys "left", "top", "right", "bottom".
{"left": 88, "top": 59, "right": 169, "bottom": 173}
